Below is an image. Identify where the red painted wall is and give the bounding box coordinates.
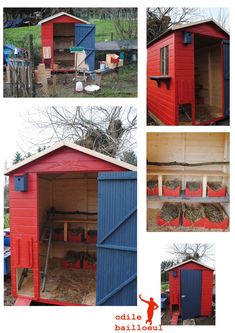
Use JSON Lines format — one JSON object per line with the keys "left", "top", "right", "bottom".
{"left": 9, "top": 173, "right": 40, "bottom": 299}
{"left": 147, "top": 22, "right": 229, "bottom": 125}
{"left": 174, "top": 31, "right": 195, "bottom": 124}
{"left": 147, "top": 33, "right": 176, "bottom": 125}
{"left": 185, "top": 22, "right": 229, "bottom": 40}
{"left": 41, "top": 14, "right": 86, "bottom": 67}
{"left": 9, "top": 147, "right": 127, "bottom": 175}
{"left": 169, "top": 262, "right": 214, "bottom": 317}
{"left": 8, "top": 146, "right": 128, "bottom": 300}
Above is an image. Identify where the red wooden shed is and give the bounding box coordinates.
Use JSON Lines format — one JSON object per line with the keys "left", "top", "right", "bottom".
{"left": 147, "top": 19, "right": 230, "bottom": 125}
{"left": 40, "top": 12, "right": 89, "bottom": 70}
{"left": 5, "top": 141, "right": 137, "bottom": 306}
{"left": 166, "top": 259, "right": 214, "bottom": 320}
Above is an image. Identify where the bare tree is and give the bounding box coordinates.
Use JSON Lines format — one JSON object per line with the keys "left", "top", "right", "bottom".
{"left": 147, "top": 7, "right": 201, "bottom": 43}
{"left": 104, "top": 8, "right": 137, "bottom": 40}
{"left": 204, "top": 8, "right": 229, "bottom": 30}
{"left": 167, "top": 243, "right": 215, "bottom": 265}
{"left": 19, "top": 106, "right": 137, "bottom": 162}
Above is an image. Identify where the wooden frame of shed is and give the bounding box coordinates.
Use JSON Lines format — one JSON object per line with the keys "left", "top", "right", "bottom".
{"left": 166, "top": 259, "right": 214, "bottom": 320}
{"left": 147, "top": 19, "right": 230, "bottom": 125}
{"left": 5, "top": 141, "right": 137, "bottom": 306}
{"left": 40, "top": 12, "right": 89, "bottom": 70}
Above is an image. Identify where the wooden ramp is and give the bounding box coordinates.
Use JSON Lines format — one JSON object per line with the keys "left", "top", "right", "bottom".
{"left": 14, "top": 297, "right": 32, "bottom": 306}
{"left": 170, "top": 312, "right": 179, "bottom": 325}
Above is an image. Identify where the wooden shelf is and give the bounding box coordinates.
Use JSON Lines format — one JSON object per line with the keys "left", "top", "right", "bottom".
{"left": 53, "top": 219, "right": 97, "bottom": 224}
{"left": 51, "top": 241, "right": 96, "bottom": 247}
{"left": 147, "top": 167, "right": 229, "bottom": 198}
{"left": 53, "top": 218, "right": 97, "bottom": 242}
{"left": 147, "top": 192, "right": 229, "bottom": 204}
{"left": 149, "top": 76, "right": 172, "bottom": 89}
{"left": 147, "top": 167, "right": 229, "bottom": 177}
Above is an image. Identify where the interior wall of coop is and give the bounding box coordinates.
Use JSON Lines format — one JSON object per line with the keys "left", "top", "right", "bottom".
{"left": 38, "top": 174, "right": 98, "bottom": 236}
{"left": 147, "top": 133, "right": 230, "bottom": 211}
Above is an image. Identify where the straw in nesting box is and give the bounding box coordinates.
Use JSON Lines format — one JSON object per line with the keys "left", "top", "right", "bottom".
{"left": 186, "top": 182, "right": 201, "bottom": 191}
{"left": 147, "top": 179, "right": 158, "bottom": 189}
{"left": 160, "top": 203, "right": 179, "bottom": 221}
{"left": 184, "top": 205, "right": 203, "bottom": 222}
{"left": 164, "top": 179, "right": 180, "bottom": 190}
{"left": 208, "top": 182, "right": 223, "bottom": 191}
{"left": 204, "top": 204, "right": 224, "bottom": 222}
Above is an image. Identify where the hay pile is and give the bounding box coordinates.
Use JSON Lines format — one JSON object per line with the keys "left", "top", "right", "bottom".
{"left": 69, "top": 227, "right": 84, "bottom": 236}
{"left": 187, "top": 182, "right": 201, "bottom": 191}
{"left": 204, "top": 204, "right": 224, "bottom": 222}
{"left": 147, "top": 179, "right": 158, "bottom": 188}
{"left": 64, "top": 251, "right": 84, "bottom": 263}
{"left": 164, "top": 179, "right": 180, "bottom": 189}
{"left": 184, "top": 206, "right": 203, "bottom": 222}
{"left": 208, "top": 182, "right": 223, "bottom": 191}
{"left": 160, "top": 203, "right": 179, "bottom": 221}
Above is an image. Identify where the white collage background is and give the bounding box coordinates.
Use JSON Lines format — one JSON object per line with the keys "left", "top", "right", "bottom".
{"left": 0, "top": 0, "right": 234, "bottom": 332}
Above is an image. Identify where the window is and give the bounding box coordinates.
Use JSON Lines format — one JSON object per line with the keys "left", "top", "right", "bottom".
{"left": 160, "top": 46, "right": 169, "bottom": 75}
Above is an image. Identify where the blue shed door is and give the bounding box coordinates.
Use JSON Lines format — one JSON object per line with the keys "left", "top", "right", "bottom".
{"left": 75, "top": 24, "right": 95, "bottom": 71}
{"left": 96, "top": 171, "right": 137, "bottom": 306}
{"left": 223, "top": 40, "right": 230, "bottom": 118}
{"left": 181, "top": 270, "right": 202, "bottom": 320}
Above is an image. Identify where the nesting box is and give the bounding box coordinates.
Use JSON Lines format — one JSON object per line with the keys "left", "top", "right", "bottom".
{"left": 14, "top": 174, "right": 28, "bottom": 192}
{"left": 166, "top": 259, "right": 214, "bottom": 320}
{"left": 147, "top": 19, "right": 230, "bottom": 125}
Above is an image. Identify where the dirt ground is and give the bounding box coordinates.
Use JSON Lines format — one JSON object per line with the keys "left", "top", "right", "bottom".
{"left": 147, "top": 208, "right": 228, "bottom": 232}
{"left": 4, "top": 64, "right": 137, "bottom": 98}
{"left": 161, "top": 303, "right": 215, "bottom": 326}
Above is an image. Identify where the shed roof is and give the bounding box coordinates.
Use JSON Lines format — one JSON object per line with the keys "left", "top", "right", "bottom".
{"left": 166, "top": 259, "right": 214, "bottom": 272}
{"left": 148, "top": 19, "right": 229, "bottom": 47}
{"left": 38, "top": 12, "right": 89, "bottom": 25}
{"left": 95, "top": 39, "right": 137, "bottom": 51}
{"left": 5, "top": 141, "right": 137, "bottom": 175}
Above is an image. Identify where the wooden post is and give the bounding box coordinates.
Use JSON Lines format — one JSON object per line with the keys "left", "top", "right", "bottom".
{"left": 29, "top": 34, "right": 36, "bottom": 97}
{"left": 52, "top": 74, "right": 57, "bottom": 97}
{"left": 208, "top": 50, "right": 212, "bottom": 106}
{"left": 158, "top": 175, "right": 163, "bottom": 196}
{"left": 202, "top": 175, "right": 207, "bottom": 198}
{"left": 64, "top": 222, "right": 68, "bottom": 242}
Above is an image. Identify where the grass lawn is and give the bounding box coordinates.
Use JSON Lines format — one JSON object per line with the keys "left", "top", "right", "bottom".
{"left": 161, "top": 282, "right": 169, "bottom": 292}
{"left": 4, "top": 20, "right": 125, "bottom": 61}
{"left": 4, "top": 214, "right": 10, "bottom": 229}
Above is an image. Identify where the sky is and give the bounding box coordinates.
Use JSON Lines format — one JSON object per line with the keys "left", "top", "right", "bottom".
{"left": 161, "top": 243, "right": 216, "bottom": 269}
{"left": 1, "top": 106, "right": 137, "bottom": 168}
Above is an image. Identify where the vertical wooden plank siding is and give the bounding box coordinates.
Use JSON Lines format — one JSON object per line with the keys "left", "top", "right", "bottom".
{"left": 147, "top": 33, "right": 176, "bottom": 125}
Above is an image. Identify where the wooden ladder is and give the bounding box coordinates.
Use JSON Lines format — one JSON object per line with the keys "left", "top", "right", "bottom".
{"left": 41, "top": 219, "right": 53, "bottom": 292}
